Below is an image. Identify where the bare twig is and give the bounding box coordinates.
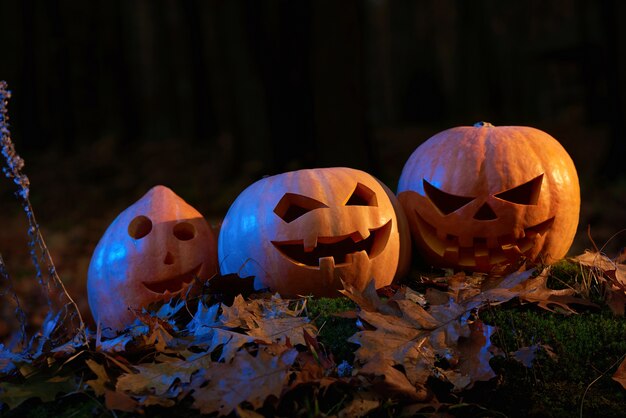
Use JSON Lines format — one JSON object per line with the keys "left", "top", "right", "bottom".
{"left": 579, "top": 352, "right": 626, "bottom": 418}
{"left": 0, "top": 80, "right": 87, "bottom": 350}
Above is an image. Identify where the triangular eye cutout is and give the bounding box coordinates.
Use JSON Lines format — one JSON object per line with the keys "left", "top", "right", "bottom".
{"left": 346, "top": 183, "right": 378, "bottom": 206}
{"left": 495, "top": 174, "right": 543, "bottom": 205}
{"left": 274, "top": 193, "right": 328, "bottom": 223}
{"left": 423, "top": 179, "right": 475, "bottom": 215}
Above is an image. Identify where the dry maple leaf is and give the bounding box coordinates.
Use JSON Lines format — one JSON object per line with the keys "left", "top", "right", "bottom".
{"left": 191, "top": 346, "right": 298, "bottom": 416}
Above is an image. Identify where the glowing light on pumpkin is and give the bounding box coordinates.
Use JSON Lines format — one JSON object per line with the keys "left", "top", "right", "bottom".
{"left": 87, "top": 185, "right": 218, "bottom": 332}
{"left": 218, "top": 167, "right": 411, "bottom": 297}
{"left": 397, "top": 122, "right": 580, "bottom": 272}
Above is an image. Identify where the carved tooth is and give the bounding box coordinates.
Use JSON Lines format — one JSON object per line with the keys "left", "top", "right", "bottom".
{"left": 458, "top": 248, "right": 476, "bottom": 267}
{"left": 474, "top": 242, "right": 490, "bottom": 267}
{"left": 350, "top": 251, "right": 371, "bottom": 281}
{"left": 303, "top": 236, "right": 318, "bottom": 252}
{"left": 351, "top": 228, "right": 370, "bottom": 243}
{"left": 319, "top": 256, "right": 336, "bottom": 285}
{"left": 498, "top": 233, "right": 515, "bottom": 246}
{"left": 501, "top": 243, "right": 522, "bottom": 260}
{"left": 319, "top": 256, "right": 336, "bottom": 273}
{"left": 436, "top": 228, "right": 448, "bottom": 242}
{"left": 443, "top": 245, "right": 460, "bottom": 263}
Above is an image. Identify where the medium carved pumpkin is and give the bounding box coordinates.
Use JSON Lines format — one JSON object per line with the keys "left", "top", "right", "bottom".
{"left": 88, "top": 185, "right": 218, "bottom": 332}
{"left": 218, "top": 167, "right": 411, "bottom": 297}
{"left": 397, "top": 122, "right": 580, "bottom": 272}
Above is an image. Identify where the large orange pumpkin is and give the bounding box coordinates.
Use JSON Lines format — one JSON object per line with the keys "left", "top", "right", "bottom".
{"left": 88, "top": 185, "right": 218, "bottom": 332}
{"left": 218, "top": 167, "right": 411, "bottom": 297}
{"left": 397, "top": 122, "right": 580, "bottom": 272}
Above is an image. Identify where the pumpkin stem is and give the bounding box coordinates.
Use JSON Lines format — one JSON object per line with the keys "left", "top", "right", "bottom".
{"left": 473, "top": 121, "right": 494, "bottom": 127}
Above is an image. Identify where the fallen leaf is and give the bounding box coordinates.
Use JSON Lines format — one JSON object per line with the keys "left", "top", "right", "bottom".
{"left": 97, "top": 333, "right": 133, "bottom": 353}
{"left": 116, "top": 361, "right": 194, "bottom": 397}
{"left": 340, "top": 279, "right": 396, "bottom": 314}
{"left": 248, "top": 317, "right": 317, "bottom": 346}
{"left": 85, "top": 359, "right": 109, "bottom": 396}
{"left": 219, "top": 294, "right": 262, "bottom": 329}
{"left": 574, "top": 250, "right": 626, "bottom": 315}
{"left": 104, "top": 389, "right": 139, "bottom": 412}
{"left": 454, "top": 320, "right": 499, "bottom": 389}
{"left": 192, "top": 347, "right": 298, "bottom": 416}
{"left": 187, "top": 328, "right": 250, "bottom": 363}
{"left": 187, "top": 301, "right": 220, "bottom": 337}
{"left": 606, "top": 288, "right": 626, "bottom": 316}
{"left": 512, "top": 268, "right": 596, "bottom": 314}
{"left": 358, "top": 354, "right": 430, "bottom": 401}
{"left": 143, "top": 322, "right": 176, "bottom": 353}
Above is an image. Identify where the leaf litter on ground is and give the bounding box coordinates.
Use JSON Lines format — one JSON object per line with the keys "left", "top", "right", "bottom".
{"left": 1, "top": 261, "right": 606, "bottom": 416}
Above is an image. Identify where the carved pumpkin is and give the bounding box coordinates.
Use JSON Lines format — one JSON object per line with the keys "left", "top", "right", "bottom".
{"left": 218, "top": 167, "right": 411, "bottom": 297}
{"left": 88, "top": 185, "right": 218, "bottom": 332}
{"left": 397, "top": 122, "right": 580, "bottom": 272}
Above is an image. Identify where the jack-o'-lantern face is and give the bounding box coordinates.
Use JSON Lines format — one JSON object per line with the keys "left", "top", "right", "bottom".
{"left": 218, "top": 167, "right": 410, "bottom": 297}
{"left": 88, "top": 186, "right": 218, "bottom": 332}
{"left": 397, "top": 123, "right": 580, "bottom": 272}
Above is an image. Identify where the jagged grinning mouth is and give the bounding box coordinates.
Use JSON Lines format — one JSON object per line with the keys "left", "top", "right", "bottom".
{"left": 143, "top": 264, "right": 202, "bottom": 294}
{"left": 271, "top": 220, "right": 392, "bottom": 269}
{"left": 414, "top": 211, "right": 555, "bottom": 268}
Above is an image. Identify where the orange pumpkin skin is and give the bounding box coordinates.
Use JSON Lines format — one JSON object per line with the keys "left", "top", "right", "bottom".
{"left": 397, "top": 123, "right": 580, "bottom": 273}
{"left": 88, "top": 185, "right": 218, "bottom": 332}
{"left": 218, "top": 167, "right": 411, "bottom": 297}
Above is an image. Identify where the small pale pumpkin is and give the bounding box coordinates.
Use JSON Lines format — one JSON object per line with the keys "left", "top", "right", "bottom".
{"left": 397, "top": 122, "right": 580, "bottom": 272}
{"left": 218, "top": 167, "right": 411, "bottom": 297}
{"left": 87, "top": 185, "right": 218, "bottom": 332}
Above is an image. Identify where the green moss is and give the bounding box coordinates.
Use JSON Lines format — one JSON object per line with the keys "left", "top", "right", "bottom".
{"left": 305, "top": 297, "right": 358, "bottom": 363}
{"left": 480, "top": 306, "right": 626, "bottom": 416}
{"left": 548, "top": 259, "right": 582, "bottom": 289}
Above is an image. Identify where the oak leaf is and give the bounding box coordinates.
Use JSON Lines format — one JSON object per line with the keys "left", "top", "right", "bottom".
{"left": 191, "top": 347, "right": 298, "bottom": 416}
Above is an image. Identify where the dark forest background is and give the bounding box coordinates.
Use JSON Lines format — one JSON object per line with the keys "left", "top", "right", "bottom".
{"left": 0, "top": 0, "right": 625, "bottom": 314}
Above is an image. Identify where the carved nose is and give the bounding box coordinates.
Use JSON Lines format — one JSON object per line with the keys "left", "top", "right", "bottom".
{"left": 473, "top": 203, "right": 498, "bottom": 220}
{"left": 163, "top": 251, "right": 175, "bottom": 265}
